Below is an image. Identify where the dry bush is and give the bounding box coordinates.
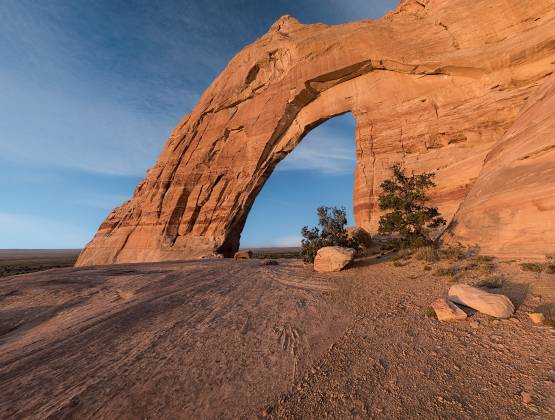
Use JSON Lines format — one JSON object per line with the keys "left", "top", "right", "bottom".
{"left": 434, "top": 265, "right": 460, "bottom": 277}
{"left": 423, "top": 306, "right": 437, "bottom": 318}
{"left": 440, "top": 245, "right": 468, "bottom": 261}
{"left": 393, "top": 260, "right": 410, "bottom": 267}
{"left": 477, "top": 275, "right": 504, "bottom": 289}
{"left": 414, "top": 246, "right": 440, "bottom": 262}
{"left": 520, "top": 262, "right": 545, "bottom": 273}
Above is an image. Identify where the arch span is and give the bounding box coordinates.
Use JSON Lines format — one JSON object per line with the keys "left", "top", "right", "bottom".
{"left": 76, "top": 0, "right": 555, "bottom": 265}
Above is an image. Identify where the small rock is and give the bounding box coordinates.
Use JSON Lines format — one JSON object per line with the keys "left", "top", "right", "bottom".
{"left": 448, "top": 284, "right": 514, "bottom": 318}
{"left": 528, "top": 312, "right": 545, "bottom": 324}
{"left": 469, "top": 320, "right": 480, "bottom": 329}
{"left": 234, "top": 250, "right": 253, "bottom": 260}
{"left": 432, "top": 298, "right": 467, "bottom": 321}
{"left": 521, "top": 391, "right": 533, "bottom": 404}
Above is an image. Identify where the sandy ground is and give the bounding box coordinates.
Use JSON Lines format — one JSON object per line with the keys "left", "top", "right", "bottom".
{"left": 0, "top": 255, "right": 553, "bottom": 419}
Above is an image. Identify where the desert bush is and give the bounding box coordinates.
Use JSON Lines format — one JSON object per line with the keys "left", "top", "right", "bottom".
{"left": 300, "top": 206, "right": 360, "bottom": 263}
{"left": 545, "top": 255, "right": 555, "bottom": 274}
{"left": 440, "top": 245, "right": 468, "bottom": 261}
{"left": 393, "top": 260, "right": 410, "bottom": 267}
{"left": 475, "top": 255, "right": 495, "bottom": 263}
{"left": 377, "top": 163, "right": 446, "bottom": 248}
{"left": 423, "top": 306, "right": 437, "bottom": 318}
{"left": 414, "top": 245, "right": 440, "bottom": 262}
{"left": 477, "top": 261, "right": 496, "bottom": 275}
{"left": 520, "top": 262, "right": 545, "bottom": 273}
{"left": 477, "top": 275, "right": 504, "bottom": 289}
{"left": 434, "top": 265, "right": 460, "bottom": 277}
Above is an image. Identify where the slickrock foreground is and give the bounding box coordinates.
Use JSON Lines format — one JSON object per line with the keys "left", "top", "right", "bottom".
{"left": 1, "top": 256, "right": 553, "bottom": 418}
{"left": 76, "top": 0, "right": 555, "bottom": 266}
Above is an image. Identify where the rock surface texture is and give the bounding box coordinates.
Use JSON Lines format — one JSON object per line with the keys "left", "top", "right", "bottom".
{"left": 432, "top": 297, "right": 467, "bottom": 321}
{"left": 76, "top": 0, "right": 555, "bottom": 266}
{"left": 448, "top": 72, "right": 555, "bottom": 258}
{"left": 448, "top": 284, "right": 515, "bottom": 318}
{"left": 313, "top": 246, "right": 356, "bottom": 273}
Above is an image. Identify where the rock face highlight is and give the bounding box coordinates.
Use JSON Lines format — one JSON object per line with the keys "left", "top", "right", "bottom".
{"left": 313, "top": 246, "right": 356, "bottom": 273}
{"left": 448, "top": 73, "right": 555, "bottom": 258}
{"left": 76, "top": 0, "right": 555, "bottom": 266}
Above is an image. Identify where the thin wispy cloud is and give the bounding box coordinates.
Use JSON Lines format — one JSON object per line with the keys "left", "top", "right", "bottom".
{"left": 277, "top": 125, "right": 357, "bottom": 175}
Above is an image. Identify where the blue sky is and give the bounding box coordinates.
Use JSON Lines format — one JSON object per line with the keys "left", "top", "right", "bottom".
{"left": 0, "top": 0, "right": 397, "bottom": 249}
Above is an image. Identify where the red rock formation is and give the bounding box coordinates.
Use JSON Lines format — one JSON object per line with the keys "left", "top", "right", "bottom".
{"left": 448, "top": 73, "right": 555, "bottom": 258}
{"left": 76, "top": 0, "right": 555, "bottom": 266}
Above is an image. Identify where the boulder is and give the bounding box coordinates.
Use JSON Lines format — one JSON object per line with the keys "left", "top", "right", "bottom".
{"left": 448, "top": 284, "right": 514, "bottom": 318}
{"left": 313, "top": 247, "right": 356, "bottom": 273}
{"left": 431, "top": 298, "right": 467, "bottom": 321}
{"left": 234, "top": 250, "right": 253, "bottom": 260}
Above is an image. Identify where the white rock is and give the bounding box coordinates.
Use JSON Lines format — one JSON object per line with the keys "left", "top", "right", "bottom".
{"left": 448, "top": 284, "right": 514, "bottom": 318}
{"left": 313, "top": 246, "right": 356, "bottom": 273}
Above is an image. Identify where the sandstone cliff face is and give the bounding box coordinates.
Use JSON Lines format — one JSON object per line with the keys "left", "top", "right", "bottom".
{"left": 448, "top": 73, "right": 555, "bottom": 258}
{"left": 76, "top": 0, "right": 555, "bottom": 266}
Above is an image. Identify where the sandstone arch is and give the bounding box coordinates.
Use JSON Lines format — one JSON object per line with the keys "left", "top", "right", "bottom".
{"left": 76, "top": 0, "right": 555, "bottom": 266}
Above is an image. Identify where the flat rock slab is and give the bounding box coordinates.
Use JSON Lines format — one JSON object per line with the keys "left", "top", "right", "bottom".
{"left": 0, "top": 260, "right": 350, "bottom": 419}
{"left": 432, "top": 298, "right": 468, "bottom": 321}
{"left": 314, "top": 247, "right": 356, "bottom": 273}
{"left": 448, "top": 284, "right": 515, "bottom": 318}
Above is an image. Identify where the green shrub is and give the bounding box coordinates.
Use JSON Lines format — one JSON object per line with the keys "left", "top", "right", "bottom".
{"left": 477, "top": 275, "right": 504, "bottom": 289}
{"left": 377, "top": 163, "right": 446, "bottom": 248}
{"left": 300, "top": 206, "right": 360, "bottom": 263}
{"left": 520, "top": 262, "right": 545, "bottom": 273}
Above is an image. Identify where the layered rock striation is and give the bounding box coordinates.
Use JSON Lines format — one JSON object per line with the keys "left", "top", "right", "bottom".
{"left": 76, "top": 0, "right": 555, "bottom": 266}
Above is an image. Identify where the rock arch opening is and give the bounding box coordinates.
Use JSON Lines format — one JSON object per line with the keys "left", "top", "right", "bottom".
{"left": 239, "top": 113, "right": 357, "bottom": 251}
